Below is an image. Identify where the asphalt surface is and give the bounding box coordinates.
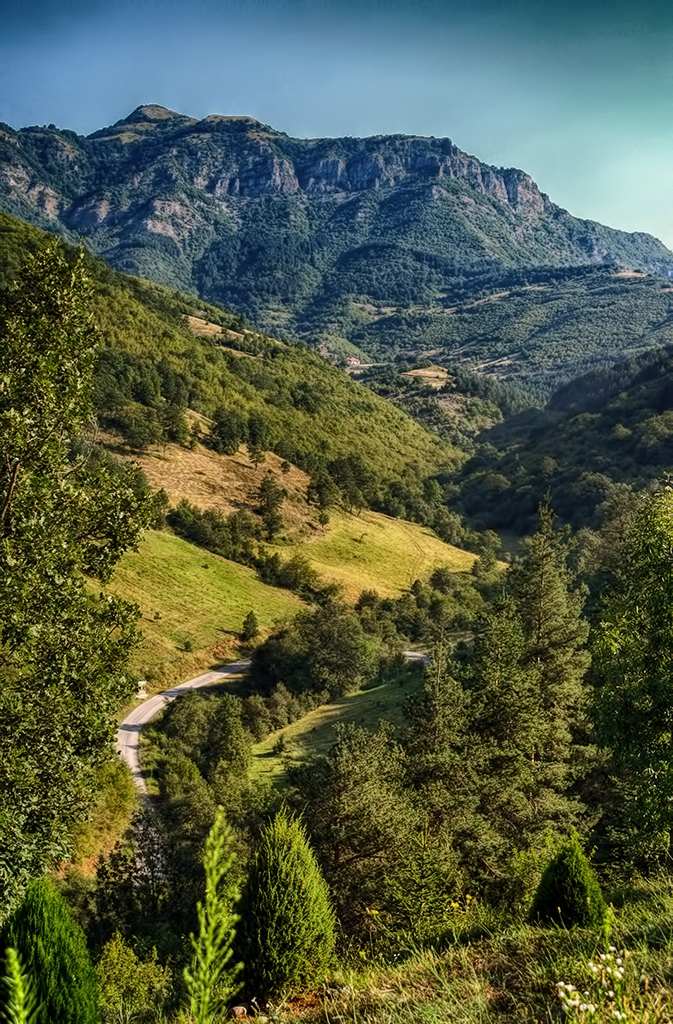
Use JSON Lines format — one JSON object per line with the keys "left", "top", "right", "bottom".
{"left": 116, "top": 660, "right": 251, "bottom": 793}
{"left": 116, "top": 651, "right": 429, "bottom": 793}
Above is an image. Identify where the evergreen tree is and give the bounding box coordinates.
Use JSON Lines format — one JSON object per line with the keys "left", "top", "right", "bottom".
{"left": 592, "top": 486, "right": 673, "bottom": 858}
{"left": 464, "top": 602, "right": 583, "bottom": 884}
{"left": 182, "top": 808, "right": 241, "bottom": 1024}
{"left": 530, "top": 833, "right": 605, "bottom": 927}
{"left": 241, "top": 610, "right": 259, "bottom": 643}
{"left": 508, "top": 501, "right": 591, "bottom": 765}
{"left": 403, "top": 642, "right": 474, "bottom": 833}
{"left": 1, "top": 949, "right": 40, "bottom": 1024}
{"left": 1, "top": 878, "right": 99, "bottom": 1024}
{"left": 238, "top": 809, "right": 335, "bottom": 999}
{"left": 256, "top": 473, "right": 285, "bottom": 540}
{"left": 291, "top": 723, "right": 417, "bottom": 926}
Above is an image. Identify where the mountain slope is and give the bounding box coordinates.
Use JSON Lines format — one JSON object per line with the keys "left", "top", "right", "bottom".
{"left": 2, "top": 104, "right": 672, "bottom": 366}
{"left": 0, "top": 211, "right": 458, "bottom": 525}
{"left": 449, "top": 344, "right": 673, "bottom": 534}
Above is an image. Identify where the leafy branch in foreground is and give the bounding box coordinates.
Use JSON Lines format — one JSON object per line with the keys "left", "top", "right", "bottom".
{"left": 181, "top": 807, "right": 242, "bottom": 1024}
{"left": 0, "top": 948, "right": 40, "bottom": 1024}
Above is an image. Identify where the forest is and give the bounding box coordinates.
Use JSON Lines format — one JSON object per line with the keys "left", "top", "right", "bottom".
{"left": 2, "top": 232, "right": 673, "bottom": 1024}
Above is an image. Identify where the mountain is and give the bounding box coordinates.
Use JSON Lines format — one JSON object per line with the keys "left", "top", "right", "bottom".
{"left": 2, "top": 103, "right": 673, "bottom": 384}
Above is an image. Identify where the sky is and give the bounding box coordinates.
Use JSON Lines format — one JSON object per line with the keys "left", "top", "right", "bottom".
{"left": 2, "top": 0, "right": 673, "bottom": 244}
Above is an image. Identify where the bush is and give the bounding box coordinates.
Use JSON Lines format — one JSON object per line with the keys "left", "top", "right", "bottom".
{"left": 530, "top": 833, "right": 606, "bottom": 928}
{"left": 1, "top": 877, "right": 100, "bottom": 1023}
{"left": 96, "top": 932, "right": 171, "bottom": 1024}
{"left": 238, "top": 809, "right": 335, "bottom": 998}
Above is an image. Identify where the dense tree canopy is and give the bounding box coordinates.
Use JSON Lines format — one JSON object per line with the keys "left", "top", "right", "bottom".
{"left": 0, "top": 244, "right": 154, "bottom": 915}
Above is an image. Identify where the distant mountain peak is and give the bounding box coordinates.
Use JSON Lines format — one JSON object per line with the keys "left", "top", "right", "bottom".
{"left": 122, "top": 104, "right": 189, "bottom": 124}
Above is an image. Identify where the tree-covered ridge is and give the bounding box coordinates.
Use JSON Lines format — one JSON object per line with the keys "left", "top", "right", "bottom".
{"left": 0, "top": 212, "right": 458, "bottom": 522}
{"left": 2, "top": 104, "right": 672, "bottom": 370}
{"left": 449, "top": 343, "right": 673, "bottom": 534}
{"left": 347, "top": 265, "right": 673, "bottom": 397}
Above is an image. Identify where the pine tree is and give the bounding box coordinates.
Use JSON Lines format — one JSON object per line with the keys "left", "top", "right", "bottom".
{"left": 463, "top": 601, "right": 584, "bottom": 887}
{"left": 182, "top": 808, "right": 242, "bottom": 1024}
{"left": 508, "top": 501, "right": 590, "bottom": 766}
{"left": 241, "top": 610, "right": 259, "bottom": 643}
{"left": 593, "top": 486, "right": 673, "bottom": 858}
{"left": 1, "top": 878, "right": 99, "bottom": 1024}
{"left": 1, "top": 949, "right": 40, "bottom": 1024}
{"left": 239, "top": 809, "right": 335, "bottom": 999}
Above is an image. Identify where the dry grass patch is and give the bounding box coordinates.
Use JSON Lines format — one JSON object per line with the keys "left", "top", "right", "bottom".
{"left": 113, "top": 438, "right": 320, "bottom": 539}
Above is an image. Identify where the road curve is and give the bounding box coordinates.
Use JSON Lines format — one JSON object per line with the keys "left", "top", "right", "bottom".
{"left": 117, "top": 651, "right": 429, "bottom": 793}
{"left": 116, "top": 660, "right": 251, "bottom": 793}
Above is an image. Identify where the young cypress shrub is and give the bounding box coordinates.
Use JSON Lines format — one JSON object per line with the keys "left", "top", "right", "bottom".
{"left": 530, "top": 834, "right": 606, "bottom": 928}
{"left": 1, "top": 878, "right": 99, "bottom": 1023}
{"left": 239, "top": 809, "right": 335, "bottom": 999}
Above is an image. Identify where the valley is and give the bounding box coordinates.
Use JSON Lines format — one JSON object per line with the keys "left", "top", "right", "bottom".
{"left": 4, "top": 107, "right": 673, "bottom": 1024}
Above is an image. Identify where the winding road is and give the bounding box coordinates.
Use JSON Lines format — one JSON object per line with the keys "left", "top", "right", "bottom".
{"left": 117, "top": 651, "right": 429, "bottom": 793}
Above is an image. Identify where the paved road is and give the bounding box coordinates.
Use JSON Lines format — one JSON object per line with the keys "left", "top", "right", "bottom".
{"left": 116, "top": 651, "right": 429, "bottom": 793}
{"left": 116, "top": 660, "right": 251, "bottom": 793}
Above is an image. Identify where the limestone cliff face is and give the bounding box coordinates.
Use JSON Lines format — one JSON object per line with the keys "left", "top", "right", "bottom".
{"left": 0, "top": 104, "right": 552, "bottom": 218}
{"left": 1, "top": 104, "right": 671, "bottom": 330}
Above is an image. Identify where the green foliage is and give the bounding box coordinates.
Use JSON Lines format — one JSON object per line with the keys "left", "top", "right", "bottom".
{"left": 289, "top": 723, "right": 419, "bottom": 930}
{"left": 1, "top": 949, "right": 40, "bottom": 1024}
{"left": 250, "top": 600, "right": 377, "bottom": 697}
{"left": 95, "top": 932, "right": 171, "bottom": 1024}
{"left": 0, "top": 243, "right": 153, "bottom": 913}
{"left": 239, "top": 809, "right": 335, "bottom": 999}
{"left": 592, "top": 486, "right": 673, "bottom": 858}
{"left": 452, "top": 342, "right": 673, "bottom": 536}
{"left": 1, "top": 878, "right": 99, "bottom": 1024}
{"left": 3, "top": 115, "right": 673, "bottom": 396}
{"left": 530, "top": 833, "right": 605, "bottom": 928}
{"left": 241, "top": 610, "right": 259, "bottom": 643}
{"left": 507, "top": 502, "right": 590, "bottom": 765}
{"left": 256, "top": 473, "right": 285, "bottom": 540}
{"left": 182, "top": 808, "right": 242, "bottom": 1024}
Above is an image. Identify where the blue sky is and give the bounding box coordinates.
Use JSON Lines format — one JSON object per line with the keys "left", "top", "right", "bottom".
{"left": 2, "top": 0, "right": 673, "bottom": 245}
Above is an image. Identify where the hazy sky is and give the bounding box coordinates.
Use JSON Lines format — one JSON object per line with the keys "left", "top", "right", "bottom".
{"left": 2, "top": 0, "right": 673, "bottom": 244}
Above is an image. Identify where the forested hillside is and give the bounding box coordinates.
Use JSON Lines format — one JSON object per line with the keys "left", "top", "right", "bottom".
{"left": 2, "top": 103, "right": 673, "bottom": 388}
{"left": 4, "top": 207, "right": 673, "bottom": 1024}
{"left": 450, "top": 343, "right": 673, "bottom": 533}
{"left": 351, "top": 264, "right": 673, "bottom": 396}
{"left": 0, "top": 212, "right": 461, "bottom": 529}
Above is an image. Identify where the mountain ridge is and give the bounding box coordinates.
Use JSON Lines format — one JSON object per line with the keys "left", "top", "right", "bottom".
{"left": 2, "top": 104, "right": 673, "bottom": 364}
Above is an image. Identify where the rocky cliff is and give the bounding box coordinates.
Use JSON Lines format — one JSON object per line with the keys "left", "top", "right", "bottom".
{"left": 2, "top": 104, "right": 672, "bottom": 350}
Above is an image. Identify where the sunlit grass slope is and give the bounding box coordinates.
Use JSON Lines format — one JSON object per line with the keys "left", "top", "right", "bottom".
{"left": 251, "top": 664, "right": 424, "bottom": 786}
{"left": 273, "top": 509, "right": 476, "bottom": 600}
{"left": 109, "top": 530, "right": 301, "bottom": 685}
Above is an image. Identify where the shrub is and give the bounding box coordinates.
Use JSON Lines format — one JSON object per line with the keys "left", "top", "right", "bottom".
{"left": 530, "top": 833, "right": 606, "bottom": 928}
{"left": 96, "top": 932, "right": 170, "bottom": 1024}
{"left": 1, "top": 877, "right": 99, "bottom": 1023}
{"left": 238, "top": 809, "right": 335, "bottom": 999}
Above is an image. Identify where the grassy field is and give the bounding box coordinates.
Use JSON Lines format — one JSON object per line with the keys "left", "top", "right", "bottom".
{"left": 251, "top": 663, "right": 424, "bottom": 786}
{"left": 108, "top": 529, "right": 302, "bottom": 686}
{"left": 273, "top": 509, "right": 476, "bottom": 600}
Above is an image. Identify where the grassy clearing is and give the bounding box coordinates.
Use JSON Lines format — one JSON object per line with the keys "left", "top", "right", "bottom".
{"left": 273, "top": 509, "right": 476, "bottom": 600}
{"left": 251, "top": 663, "right": 424, "bottom": 786}
{"left": 280, "top": 881, "right": 673, "bottom": 1022}
{"left": 108, "top": 529, "right": 301, "bottom": 687}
